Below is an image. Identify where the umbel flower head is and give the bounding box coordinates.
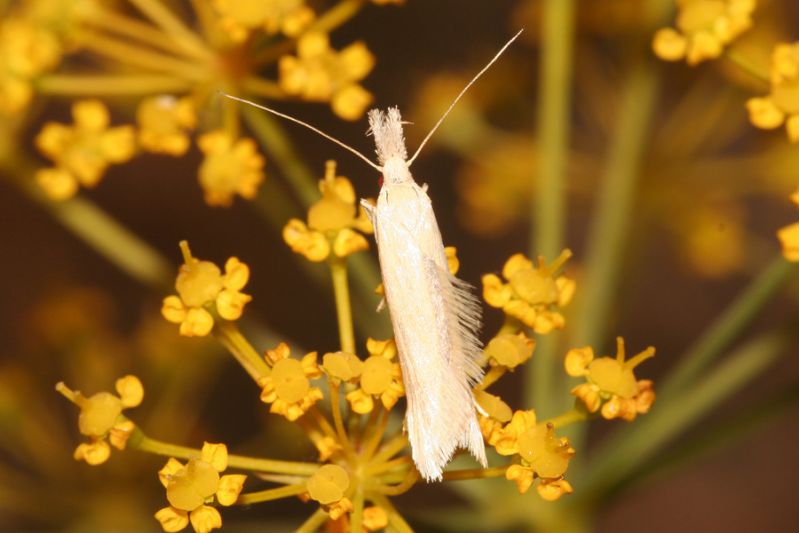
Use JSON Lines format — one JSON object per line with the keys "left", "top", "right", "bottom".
{"left": 197, "top": 130, "right": 265, "bottom": 207}
{"left": 652, "top": 0, "right": 756, "bottom": 65}
{"left": 482, "top": 250, "right": 575, "bottom": 334}
{"left": 155, "top": 442, "right": 246, "bottom": 533}
{"left": 777, "top": 189, "right": 799, "bottom": 261}
{"left": 747, "top": 42, "right": 799, "bottom": 143}
{"left": 162, "top": 241, "right": 252, "bottom": 337}
{"left": 55, "top": 375, "right": 143, "bottom": 465}
{"left": 566, "top": 337, "right": 656, "bottom": 421}
{"left": 258, "top": 342, "right": 324, "bottom": 421}
{"left": 284, "top": 160, "right": 373, "bottom": 262}
{"left": 344, "top": 338, "right": 404, "bottom": 414}
{"left": 137, "top": 95, "right": 197, "bottom": 156}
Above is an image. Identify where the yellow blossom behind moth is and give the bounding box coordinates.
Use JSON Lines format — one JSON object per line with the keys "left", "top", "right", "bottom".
{"left": 225, "top": 30, "right": 523, "bottom": 481}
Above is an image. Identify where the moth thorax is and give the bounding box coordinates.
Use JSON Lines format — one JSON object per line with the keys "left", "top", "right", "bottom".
{"left": 383, "top": 156, "right": 412, "bottom": 185}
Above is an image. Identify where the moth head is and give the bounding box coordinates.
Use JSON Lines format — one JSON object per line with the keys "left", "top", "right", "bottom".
{"left": 368, "top": 107, "right": 408, "bottom": 166}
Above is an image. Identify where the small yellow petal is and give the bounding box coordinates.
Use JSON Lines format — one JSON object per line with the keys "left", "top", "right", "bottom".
{"left": 747, "top": 97, "right": 785, "bottom": 129}
{"left": 778, "top": 221, "right": 799, "bottom": 261}
{"left": 159, "top": 458, "right": 186, "bottom": 488}
{"left": 116, "top": 375, "right": 144, "bottom": 408}
{"left": 162, "top": 295, "right": 187, "bottom": 324}
{"left": 179, "top": 308, "right": 214, "bottom": 337}
{"left": 74, "top": 440, "right": 111, "bottom": 465}
{"left": 201, "top": 442, "right": 229, "bottom": 472}
{"left": 652, "top": 28, "right": 687, "bottom": 61}
{"left": 564, "top": 347, "right": 594, "bottom": 377}
{"left": 189, "top": 505, "right": 222, "bottom": 533}
{"left": 216, "top": 474, "right": 246, "bottom": 506}
{"left": 36, "top": 167, "right": 78, "bottom": 200}
{"left": 154, "top": 506, "right": 189, "bottom": 532}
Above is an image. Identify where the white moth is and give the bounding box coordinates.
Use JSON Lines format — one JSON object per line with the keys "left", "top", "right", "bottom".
{"left": 226, "top": 30, "right": 521, "bottom": 481}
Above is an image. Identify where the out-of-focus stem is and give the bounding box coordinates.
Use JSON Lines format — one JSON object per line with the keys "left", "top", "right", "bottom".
{"left": 330, "top": 257, "right": 356, "bottom": 354}
{"left": 295, "top": 509, "right": 329, "bottom": 533}
{"left": 442, "top": 465, "right": 508, "bottom": 481}
{"left": 236, "top": 483, "right": 307, "bottom": 504}
{"left": 37, "top": 74, "right": 192, "bottom": 95}
{"left": 214, "top": 320, "right": 271, "bottom": 380}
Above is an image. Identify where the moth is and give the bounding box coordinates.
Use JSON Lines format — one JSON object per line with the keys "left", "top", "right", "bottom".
{"left": 226, "top": 30, "right": 521, "bottom": 481}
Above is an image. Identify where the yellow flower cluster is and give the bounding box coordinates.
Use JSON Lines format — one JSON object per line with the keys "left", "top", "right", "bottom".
{"left": 652, "top": 0, "right": 756, "bottom": 65}
{"left": 137, "top": 96, "right": 197, "bottom": 156}
{"left": 279, "top": 32, "right": 375, "bottom": 120}
{"left": 162, "top": 242, "right": 252, "bottom": 337}
{"left": 258, "top": 342, "right": 323, "bottom": 421}
{"left": 305, "top": 464, "right": 353, "bottom": 520}
{"left": 55, "top": 375, "right": 143, "bottom": 465}
{"left": 777, "top": 190, "right": 799, "bottom": 261}
{"left": 284, "top": 161, "right": 373, "bottom": 262}
{"left": 211, "top": 0, "right": 315, "bottom": 42}
{"left": 747, "top": 42, "right": 799, "bottom": 143}
{"left": 492, "top": 410, "right": 575, "bottom": 500}
{"left": 565, "top": 338, "right": 656, "bottom": 421}
{"left": 197, "top": 131, "right": 266, "bottom": 207}
{"left": 155, "top": 442, "right": 246, "bottom": 533}
{"left": 482, "top": 250, "right": 575, "bottom": 334}
{"left": 340, "top": 338, "right": 404, "bottom": 414}
{"left": 35, "top": 100, "right": 135, "bottom": 200}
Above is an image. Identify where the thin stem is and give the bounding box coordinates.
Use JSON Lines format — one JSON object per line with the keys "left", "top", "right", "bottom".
{"left": 214, "top": 320, "right": 271, "bottom": 381}
{"left": 329, "top": 381, "right": 354, "bottom": 457}
{"left": 309, "top": 406, "right": 340, "bottom": 442}
{"left": 475, "top": 366, "right": 507, "bottom": 391}
{"left": 37, "top": 74, "right": 192, "bottom": 96}
{"left": 361, "top": 406, "right": 390, "bottom": 460}
{"left": 369, "top": 493, "right": 414, "bottom": 533}
{"left": 365, "top": 455, "right": 411, "bottom": 477}
{"left": 371, "top": 434, "right": 408, "bottom": 465}
{"left": 242, "top": 76, "right": 286, "bottom": 100}
{"left": 86, "top": 7, "right": 198, "bottom": 59}
{"left": 442, "top": 465, "right": 508, "bottom": 481}
{"left": 330, "top": 257, "right": 356, "bottom": 354}
{"left": 127, "top": 0, "right": 211, "bottom": 60}
{"left": 295, "top": 508, "right": 329, "bottom": 533}
{"left": 373, "top": 467, "right": 419, "bottom": 496}
{"left": 725, "top": 49, "right": 770, "bottom": 85}
{"left": 543, "top": 407, "right": 588, "bottom": 429}
{"left": 236, "top": 483, "right": 307, "bottom": 505}
{"left": 350, "top": 487, "right": 365, "bottom": 533}
{"left": 130, "top": 433, "right": 319, "bottom": 475}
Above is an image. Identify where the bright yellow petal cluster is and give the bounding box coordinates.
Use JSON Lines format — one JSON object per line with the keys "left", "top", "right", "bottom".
{"left": 212, "top": 0, "right": 314, "bottom": 42}
{"left": 0, "top": 16, "right": 61, "bottom": 115}
{"left": 279, "top": 32, "right": 374, "bottom": 120}
{"left": 492, "top": 410, "right": 575, "bottom": 500}
{"left": 565, "top": 338, "right": 656, "bottom": 421}
{"left": 258, "top": 342, "right": 323, "bottom": 421}
{"left": 283, "top": 161, "right": 373, "bottom": 262}
{"left": 652, "top": 0, "right": 756, "bottom": 65}
{"left": 155, "top": 442, "right": 246, "bottom": 533}
{"left": 35, "top": 99, "right": 135, "bottom": 200}
{"left": 197, "top": 130, "right": 265, "bottom": 207}
{"left": 345, "top": 338, "right": 404, "bottom": 414}
{"left": 162, "top": 242, "right": 253, "bottom": 337}
{"left": 137, "top": 96, "right": 197, "bottom": 156}
{"left": 55, "top": 375, "right": 143, "bottom": 465}
{"left": 747, "top": 42, "right": 799, "bottom": 143}
{"left": 305, "top": 464, "right": 353, "bottom": 519}
{"left": 482, "top": 250, "right": 575, "bottom": 334}
{"left": 777, "top": 190, "right": 799, "bottom": 261}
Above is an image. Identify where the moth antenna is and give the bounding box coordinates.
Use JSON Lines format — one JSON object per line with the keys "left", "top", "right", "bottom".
{"left": 223, "top": 93, "right": 383, "bottom": 172}
{"left": 407, "top": 29, "right": 523, "bottom": 166}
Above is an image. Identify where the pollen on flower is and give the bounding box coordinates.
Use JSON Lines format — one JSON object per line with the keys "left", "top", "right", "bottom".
{"left": 137, "top": 96, "right": 196, "bottom": 156}
{"left": 35, "top": 99, "right": 135, "bottom": 200}
{"left": 55, "top": 375, "right": 143, "bottom": 465}
{"left": 211, "top": 0, "right": 315, "bottom": 42}
{"left": 284, "top": 161, "right": 373, "bottom": 262}
{"left": 565, "top": 337, "right": 656, "bottom": 421}
{"left": 161, "top": 242, "right": 253, "bottom": 337}
{"left": 258, "top": 342, "right": 323, "bottom": 421}
{"left": 747, "top": 42, "right": 799, "bottom": 143}
{"left": 652, "top": 0, "right": 756, "bottom": 65}
{"left": 482, "top": 250, "right": 575, "bottom": 334}
{"left": 345, "top": 338, "right": 404, "bottom": 414}
{"left": 197, "top": 130, "right": 265, "bottom": 207}
{"left": 155, "top": 443, "right": 246, "bottom": 533}
{"left": 279, "top": 32, "right": 375, "bottom": 120}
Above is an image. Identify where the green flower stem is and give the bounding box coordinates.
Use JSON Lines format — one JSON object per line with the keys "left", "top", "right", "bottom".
{"left": 242, "top": 76, "right": 286, "bottom": 99}
{"left": 373, "top": 468, "right": 419, "bottom": 496}
{"left": 214, "top": 320, "right": 271, "bottom": 380}
{"left": 362, "top": 407, "right": 390, "bottom": 460}
{"left": 236, "top": 483, "right": 307, "bottom": 505}
{"left": 350, "top": 487, "right": 365, "bottom": 532}
{"left": 37, "top": 74, "right": 193, "bottom": 95}
{"left": 365, "top": 456, "right": 411, "bottom": 477}
{"left": 295, "top": 508, "right": 329, "bottom": 533}
{"left": 659, "top": 256, "right": 797, "bottom": 399}
{"left": 724, "top": 49, "right": 770, "bottom": 85}
{"left": 130, "top": 431, "right": 320, "bottom": 475}
{"left": 544, "top": 407, "right": 588, "bottom": 429}
{"left": 582, "top": 329, "right": 789, "bottom": 499}
{"left": 87, "top": 6, "right": 195, "bottom": 57}
{"left": 442, "top": 465, "right": 509, "bottom": 481}
{"left": 329, "top": 381, "right": 354, "bottom": 458}
{"left": 370, "top": 493, "right": 414, "bottom": 533}
{"left": 128, "top": 0, "right": 211, "bottom": 60}
{"left": 528, "top": 0, "right": 575, "bottom": 417}
{"left": 371, "top": 434, "right": 409, "bottom": 465}
{"left": 330, "top": 257, "right": 356, "bottom": 354}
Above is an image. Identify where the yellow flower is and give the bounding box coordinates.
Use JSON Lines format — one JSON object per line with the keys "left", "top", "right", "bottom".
{"left": 283, "top": 161, "right": 373, "bottom": 262}
{"left": 306, "top": 464, "right": 352, "bottom": 519}
{"left": 258, "top": 342, "right": 323, "bottom": 421}
{"left": 483, "top": 332, "right": 535, "bottom": 370}
{"left": 747, "top": 42, "right": 799, "bottom": 142}
{"left": 345, "top": 338, "right": 404, "bottom": 414}
{"left": 279, "top": 32, "right": 374, "bottom": 120}
{"left": 652, "top": 0, "right": 756, "bottom": 65}
{"left": 363, "top": 506, "right": 389, "bottom": 531}
{"left": 197, "top": 130, "right": 265, "bottom": 207}
{"left": 155, "top": 442, "right": 246, "bottom": 533}
{"left": 777, "top": 189, "right": 799, "bottom": 261}
{"left": 0, "top": 16, "right": 61, "bottom": 115}
{"left": 482, "top": 250, "right": 575, "bottom": 334}
{"left": 212, "top": 0, "right": 315, "bottom": 42}
{"left": 322, "top": 351, "right": 364, "bottom": 384}
{"left": 55, "top": 375, "right": 143, "bottom": 465}
{"left": 162, "top": 241, "right": 253, "bottom": 337}
{"left": 493, "top": 410, "right": 575, "bottom": 500}
{"left": 565, "top": 337, "right": 656, "bottom": 421}
{"left": 35, "top": 99, "right": 135, "bottom": 200}
{"left": 474, "top": 389, "right": 512, "bottom": 446}
{"left": 137, "top": 96, "right": 196, "bottom": 156}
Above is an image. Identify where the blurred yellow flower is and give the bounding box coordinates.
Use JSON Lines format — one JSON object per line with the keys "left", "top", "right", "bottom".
{"left": 345, "top": 338, "right": 404, "bottom": 414}
{"left": 258, "top": 342, "right": 323, "bottom": 421}
{"left": 137, "top": 95, "right": 197, "bottom": 156}
{"left": 162, "top": 242, "right": 252, "bottom": 337}
{"left": 197, "top": 131, "right": 265, "bottom": 207}
{"left": 652, "top": 0, "right": 756, "bottom": 65}
{"left": 279, "top": 31, "right": 374, "bottom": 120}
{"left": 362, "top": 506, "right": 389, "bottom": 531}
{"left": 747, "top": 42, "right": 799, "bottom": 142}
{"left": 55, "top": 375, "right": 143, "bottom": 465}
{"left": 155, "top": 442, "right": 246, "bottom": 533}
{"left": 212, "top": 0, "right": 315, "bottom": 42}
{"left": 284, "top": 161, "right": 373, "bottom": 262}
{"left": 35, "top": 99, "right": 135, "bottom": 200}
{"left": 777, "top": 189, "right": 799, "bottom": 261}
{"left": 482, "top": 250, "right": 575, "bottom": 334}
{"left": 565, "top": 338, "right": 656, "bottom": 421}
